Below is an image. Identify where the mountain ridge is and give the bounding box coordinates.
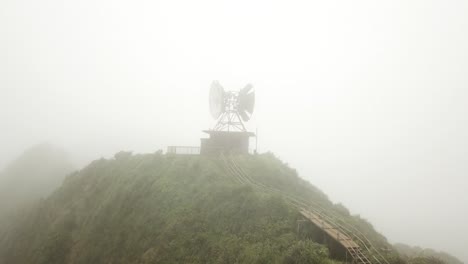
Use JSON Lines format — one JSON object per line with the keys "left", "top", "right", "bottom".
{"left": 0, "top": 151, "right": 455, "bottom": 264}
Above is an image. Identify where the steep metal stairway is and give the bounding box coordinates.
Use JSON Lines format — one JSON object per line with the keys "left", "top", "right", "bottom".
{"left": 220, "top": 153, "right": 387, "bottom": 264}
{"left": 348, "top": 247, "right": 373, "bottom": 264}
{"left": 300, "top": 209, "right": 372, "bottom": 264}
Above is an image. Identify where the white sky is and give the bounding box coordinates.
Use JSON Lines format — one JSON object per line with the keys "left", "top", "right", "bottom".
{"left": 1, "top": 0, "right": 467, "bottom": 262}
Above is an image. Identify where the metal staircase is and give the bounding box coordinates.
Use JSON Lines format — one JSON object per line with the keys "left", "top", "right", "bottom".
{"left": 348, "top": 247, "right": 373, "bottom": 264}
{"left": 300, "top": 209, "right": 373, "bottom": 264}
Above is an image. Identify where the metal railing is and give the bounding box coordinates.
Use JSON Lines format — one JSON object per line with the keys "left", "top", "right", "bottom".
{"left": 166, "top": 146, "right": 201, "bottom": 155}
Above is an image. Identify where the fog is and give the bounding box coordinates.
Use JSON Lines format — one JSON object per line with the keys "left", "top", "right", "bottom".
{"left": 1, "top": 0, "right": 467, "bottom": 262}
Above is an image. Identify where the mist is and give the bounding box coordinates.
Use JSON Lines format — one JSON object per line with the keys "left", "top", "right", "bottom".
{"left": 1, "top": 0, "right": 467, "bottom": 262}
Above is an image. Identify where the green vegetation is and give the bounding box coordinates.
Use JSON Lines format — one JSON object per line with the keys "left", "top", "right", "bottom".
{"left": 0, "top": 143, "right": 74, "bottom": 238}
{"left": 394, "top": 243, "right": 463, "bottom": 264}
{"left": 232, "top": 154, "right": 396, "bottom": 255}
{"left": 0, "top": 143, "right": 74, "bottom": 212}
{"left": 0, "top": 151, "right": 444, "bottom": 264}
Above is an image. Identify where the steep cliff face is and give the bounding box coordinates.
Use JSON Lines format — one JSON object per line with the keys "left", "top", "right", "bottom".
{"left": 0, "top": 152, "right": 398, "bottom": 264}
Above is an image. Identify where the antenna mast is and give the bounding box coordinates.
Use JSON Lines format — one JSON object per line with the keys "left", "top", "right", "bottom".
{"left": 214, "top": 91, "right": 246, "bottom": 131}
{"left": 209, "top": 81, "right": 255, "bottom": 132}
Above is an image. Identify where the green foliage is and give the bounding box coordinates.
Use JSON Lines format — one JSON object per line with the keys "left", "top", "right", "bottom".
{"left": 0, "top": 143, "right": 74, "bottom": 245}
{"left": 0, "top": 153, "right": 338, "bottom": 264}
{"left": 282, "top": 240, "right": 332, "bottom": 264}
{"left": 394, "top": 243, "right": 462, "bottom": 264}
{"left": 2, "top": 151, "right": 421, "bottom": 264}
{"left": 0, "top": 143, "right": 74, "bottom": 212}
{"left": 234, "top": 154, "right": 395, "bottom": 256}
{"left": 410, "top": 256, "right": 446, "bottom": 264}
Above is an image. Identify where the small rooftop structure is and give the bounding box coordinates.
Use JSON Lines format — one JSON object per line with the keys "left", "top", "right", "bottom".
{"left": 200, "top": 130, "right": 255, "bottom": 155}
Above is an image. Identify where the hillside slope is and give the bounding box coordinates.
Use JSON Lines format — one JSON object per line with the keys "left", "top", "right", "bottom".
{"left": 393, "top": 243, "right": 463, "bottom": 264}
{"left": 0, "top": 152, "right": 399, "bottom": 264}
{"left": 0, "top": 144, "right": 74, "bottom": 232}
{"left": 0, "top": 143, "right": 74, "bottom": 211}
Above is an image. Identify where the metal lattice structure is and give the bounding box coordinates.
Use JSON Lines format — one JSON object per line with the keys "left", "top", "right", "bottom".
{"left": 213, "top": 91, "right": 246, "bottom": 131}
{"left": 209, "top": 81, "right": 255, "bottom": 132}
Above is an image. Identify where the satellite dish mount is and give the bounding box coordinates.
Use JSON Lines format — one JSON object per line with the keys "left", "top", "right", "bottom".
{"left": 201, "top": 81, "right": 256, "bottom": 155}
{"left": 209, "top": 81, "right": 255, "bottom": 132}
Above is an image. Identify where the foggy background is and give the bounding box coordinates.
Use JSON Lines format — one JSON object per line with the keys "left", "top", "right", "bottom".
{"left": 1, "top": 0, "right": 467, "bottom": 262}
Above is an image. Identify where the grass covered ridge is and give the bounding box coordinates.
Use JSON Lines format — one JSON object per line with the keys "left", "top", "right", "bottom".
{"left": 0, "top": 152, "right": 398, "bottom": 264}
